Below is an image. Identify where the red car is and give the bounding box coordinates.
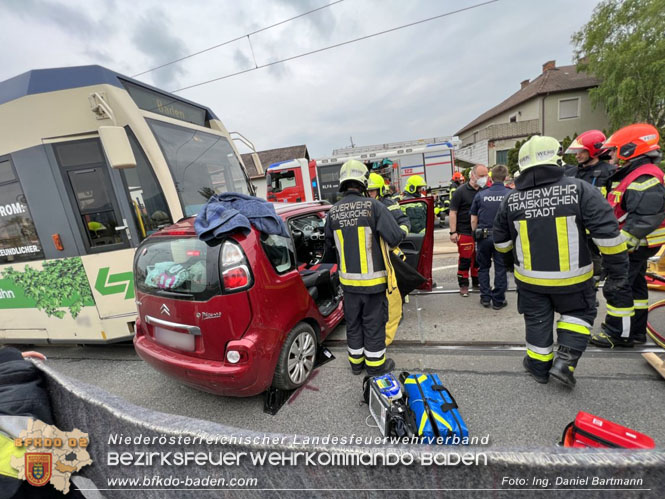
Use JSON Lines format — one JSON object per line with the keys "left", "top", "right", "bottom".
{"left": 133, "top": 199, "right": 434, "bottom": 397}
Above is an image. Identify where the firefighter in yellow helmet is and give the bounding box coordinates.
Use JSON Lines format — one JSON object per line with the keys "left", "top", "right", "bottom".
{"left": 400, "top": 175, "right": 427, "bottom": 233}
{"left": 323, "top": 161, "right": 405, "bottom": 375}
{"left": 493, "top": 136, "right": 629, "bottom": 387}
{"left": 367, "top": 173, "right": 411, "bottom": 346}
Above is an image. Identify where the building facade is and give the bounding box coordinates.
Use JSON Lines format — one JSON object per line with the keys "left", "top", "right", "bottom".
{"left": 455, "top": 60, "right": 610, "bottom": 167}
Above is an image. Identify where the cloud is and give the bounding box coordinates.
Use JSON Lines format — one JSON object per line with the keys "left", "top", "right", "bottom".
{"left": 272, "top": 0, "right": 339, "bottom": 38}
{"left": 233, "top": 48, "right": 253, "bottom": 70}
{"left": 131, "top": 9, "right": 188, "bottom": 88}
{"left": 1, "top": 0, "right": 98, "bottom": 38}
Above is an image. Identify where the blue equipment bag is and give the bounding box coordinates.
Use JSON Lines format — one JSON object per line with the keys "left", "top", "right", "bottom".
{"left": 400, "top": 372, "right": 468, "bottom": 443}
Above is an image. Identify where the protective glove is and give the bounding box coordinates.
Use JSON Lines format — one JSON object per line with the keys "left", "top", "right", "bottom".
{"left": 621, "top": 230, "right": 640, "bottom": 253}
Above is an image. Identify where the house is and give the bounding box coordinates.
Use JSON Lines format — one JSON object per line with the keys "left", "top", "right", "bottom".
{"left": 455, "top": 60, "right": 610, "bottom": 167}
{"left": 241, "top": 144, "right": 310, "bottom": 198}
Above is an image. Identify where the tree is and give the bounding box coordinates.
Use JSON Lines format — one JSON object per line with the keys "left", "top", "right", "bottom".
{"left": 560, "top": 134, "right": 579, "bottom": 166}
{"left": 572, "top": 0, "right": 665, "bottom": 138}
{"left": 506, "top": 138, "right": 529, "bottom": 175}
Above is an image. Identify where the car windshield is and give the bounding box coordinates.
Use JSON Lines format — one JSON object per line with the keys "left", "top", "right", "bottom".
{"left": 148, "top": 119, "right": 251, "bottom": 216}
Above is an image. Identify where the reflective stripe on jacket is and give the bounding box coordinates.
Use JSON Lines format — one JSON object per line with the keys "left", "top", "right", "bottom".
{"left": 324, "top": 191, "right": 404, "bottom": 294}
{"left": 493, "top": 165, "right": 627, "bottom": 293}
{"left": 379, "top": 195, "right": 411, "bottom": 235}
{"left": 607, "top": 161, "right": 665, "bottom": 248}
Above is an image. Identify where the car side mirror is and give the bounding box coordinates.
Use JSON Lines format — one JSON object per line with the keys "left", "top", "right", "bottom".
{"left": 99, "top": 126, "right": 137, "bottom": 169}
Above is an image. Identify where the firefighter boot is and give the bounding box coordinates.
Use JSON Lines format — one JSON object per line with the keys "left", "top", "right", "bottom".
{"left": 590, "top": 331, "right": 634, "bottom": 348}
{"left": 522, "top": 357, "right": 549, "bottom": 384}
{"left": 549, "top": 346, "right": 582, "bottom": 387}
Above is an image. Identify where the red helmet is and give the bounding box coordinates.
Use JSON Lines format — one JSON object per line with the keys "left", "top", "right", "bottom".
{"left": 565, "top": 130, "right": 607, "bottom": 158}
{"left": 452, "top": 172, "right": 464, "bottom": 181}
{"left": 604, "top": 123, "right": 660, "bottom": 161}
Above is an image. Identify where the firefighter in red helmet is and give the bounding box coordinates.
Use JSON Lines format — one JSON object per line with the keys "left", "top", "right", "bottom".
{"left": 591, "top": 123, "right": 665, "bottom": 348}
{"left": 564, "top": 130, "right": 616, "bottom": 195}
{"left": 565, "top": 130, "right": 618, "bottom": 284}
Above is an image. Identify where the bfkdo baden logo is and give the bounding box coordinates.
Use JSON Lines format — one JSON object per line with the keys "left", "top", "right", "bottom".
{"left": 25, "top": 453, "right": 52, "bottom": 487}
{"left": 11, "top": 419, "right": 92, "bottom": 494}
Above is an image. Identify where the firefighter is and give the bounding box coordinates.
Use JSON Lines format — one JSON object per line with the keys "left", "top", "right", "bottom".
{"left": 450, "top": 165, "right": 488, "bottom": 296}
{"left": 400, "top": 175, "right": 428, "bottom": 233}
{"left": 367, "top": 173, "right": 410, "bottom": 346}
{"left": 324, "top": 160, "right": 405, "bottom": 375}
{"left": 564, "top": 130, "right": 616, "bottom": 194}
{"left": 564, "top": 130, "right": 618, "bottom": 282}
{"left": 442, "top": 172, "right": 464, "bottom": 215}
{"left": 493, "top": 136, "right": 629, "bottom": 387}
{"left": 590, "top": 123, "right": 665, "bottom": 348}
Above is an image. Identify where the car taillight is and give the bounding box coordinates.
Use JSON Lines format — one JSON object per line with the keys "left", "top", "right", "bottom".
{"left": 223, "top": 266, "right": 250, "bottom": 289}
{"left": 220, "top": 240, "right": 253, "bottom": 292}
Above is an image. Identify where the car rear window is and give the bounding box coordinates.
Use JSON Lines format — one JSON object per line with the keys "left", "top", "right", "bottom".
{"left": 134, "top": 237, "right": 220, "bottom": 300}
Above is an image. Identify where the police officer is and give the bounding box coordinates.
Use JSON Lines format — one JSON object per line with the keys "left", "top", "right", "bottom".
{"left": 324, "top": 160, "right": 405, "bottom": 375}
{"left": 493, "top": 136, "right": 629, "bottom": 387}
{"left": 400, "top": 175, "right": 428, "bottom": 233}
{"left": 470, "top": 165, "right": 511, "bottom": 309}
{"left": 450, "top": 165, "right": 488, "bottom": 296}
{"left": 591, "top": 123, "right": 665, "bottom": 348}
{"left": 367, "top": 173, "right": 410, "bottom": 346}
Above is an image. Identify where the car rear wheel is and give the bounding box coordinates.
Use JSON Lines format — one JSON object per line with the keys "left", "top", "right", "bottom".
{"left": 272, "top": 323, "right": 317, "bottom": 390}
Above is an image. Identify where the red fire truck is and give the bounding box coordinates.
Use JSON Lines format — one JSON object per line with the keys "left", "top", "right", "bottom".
{"left": 266, "top": 143, "right": 456, "bottom": 204}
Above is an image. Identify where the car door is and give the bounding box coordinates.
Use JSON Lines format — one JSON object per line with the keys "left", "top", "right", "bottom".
{"left": 398, "top": 196, "right": 434, "bottom": 291}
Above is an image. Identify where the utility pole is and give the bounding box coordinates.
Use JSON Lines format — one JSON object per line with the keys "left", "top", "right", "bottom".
{"left": 349, "top": 136, "right": 355, "bottom": 148}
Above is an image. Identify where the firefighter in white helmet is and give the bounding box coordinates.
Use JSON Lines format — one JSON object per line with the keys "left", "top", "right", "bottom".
{"left": 323, "top": 161, "right": 405, "bottom": 375}
{"left": 493, "top": 136, "right": 629, "bottom": 387}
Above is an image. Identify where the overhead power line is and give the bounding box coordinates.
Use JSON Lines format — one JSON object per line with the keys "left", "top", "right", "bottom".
{"left": 132, "top": 0, "right": 345, "bottom": 78}
{"left": 172, "top": 0, "right": 498, "bottom": 93}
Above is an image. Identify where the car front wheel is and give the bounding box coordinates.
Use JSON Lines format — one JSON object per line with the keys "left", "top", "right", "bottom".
{"left": 272, "top": 323, "right": 317, "bottom": 390}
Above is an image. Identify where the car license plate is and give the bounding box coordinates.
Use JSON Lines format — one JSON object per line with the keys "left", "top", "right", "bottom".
{"left": 154, "top": 326, "right": 195, "bottom": 352}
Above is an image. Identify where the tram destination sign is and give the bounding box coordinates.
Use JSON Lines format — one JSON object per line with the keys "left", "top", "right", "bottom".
{"left": 121, "top": 80, "right": 207, "bottom": 127}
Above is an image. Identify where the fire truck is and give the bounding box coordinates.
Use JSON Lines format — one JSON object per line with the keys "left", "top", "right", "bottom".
{"left": 266, "top": 142, "right": 456, "bottom": 204}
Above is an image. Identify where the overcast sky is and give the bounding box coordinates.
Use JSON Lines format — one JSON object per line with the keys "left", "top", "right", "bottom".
{"left": 0, "top": 0, "right": 602, "bottom": 157}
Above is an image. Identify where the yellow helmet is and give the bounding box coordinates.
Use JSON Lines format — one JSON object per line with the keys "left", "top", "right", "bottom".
{"left": 405, "top": 175, "right": 427, "bottom": 194}
{"left": 339, "top": 160, "right": 368, "bottom": 191}
{"left": 518, "top": 136, "right": 562, "bottom": 171}
{"left": 367, "top": 173, "right": 386, "bottom": 195}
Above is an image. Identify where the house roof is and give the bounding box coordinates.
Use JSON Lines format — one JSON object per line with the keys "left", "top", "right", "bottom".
{"left": 456, "top": 65, "right": 600, "bottom": 136}
{"left": 241, "top": 144, "right": 309, "bottom": 178}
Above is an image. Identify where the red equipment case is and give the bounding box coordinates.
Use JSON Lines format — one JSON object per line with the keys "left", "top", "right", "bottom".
{"left": 561, "top": 411, "right": 655, "bottom": 449}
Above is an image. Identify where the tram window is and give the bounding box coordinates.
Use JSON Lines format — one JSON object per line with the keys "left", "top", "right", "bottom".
{"left": 54, "top": 140, "right": 105, "bottom": 167}
{"left": 120, "top": 131, "right": 173, "bottom": 240}
{"left": 0, "top": 161, "right": 16, "bottom": 183}
{"left": 0, "top": 160, "right": 45, "bottom": 263}
{"left": 67, "top": 169, "right": 123, "bottom": 248}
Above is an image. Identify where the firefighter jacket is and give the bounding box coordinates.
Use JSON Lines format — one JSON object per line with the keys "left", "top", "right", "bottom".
{"left": 324, "top": 191, "right": 405, "bottom": 294}
{"left": 399, "top": 192, "right": 427, "bottom": 233}
{"left": 606, "top": 156, "right": 665, "bottom": 248}
{"left": 493, "top": 165, "right": 628, "bottom": 294}
{"left": 564, "top": 161, "right": 616, "bottom": 195}
{"left": 379, "top": 194, "right": 410, "bottom": 235}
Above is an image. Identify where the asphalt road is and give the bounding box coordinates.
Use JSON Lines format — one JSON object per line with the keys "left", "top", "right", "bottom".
{"left": 26, "top": 239, "right": 665, "bottom": 449}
